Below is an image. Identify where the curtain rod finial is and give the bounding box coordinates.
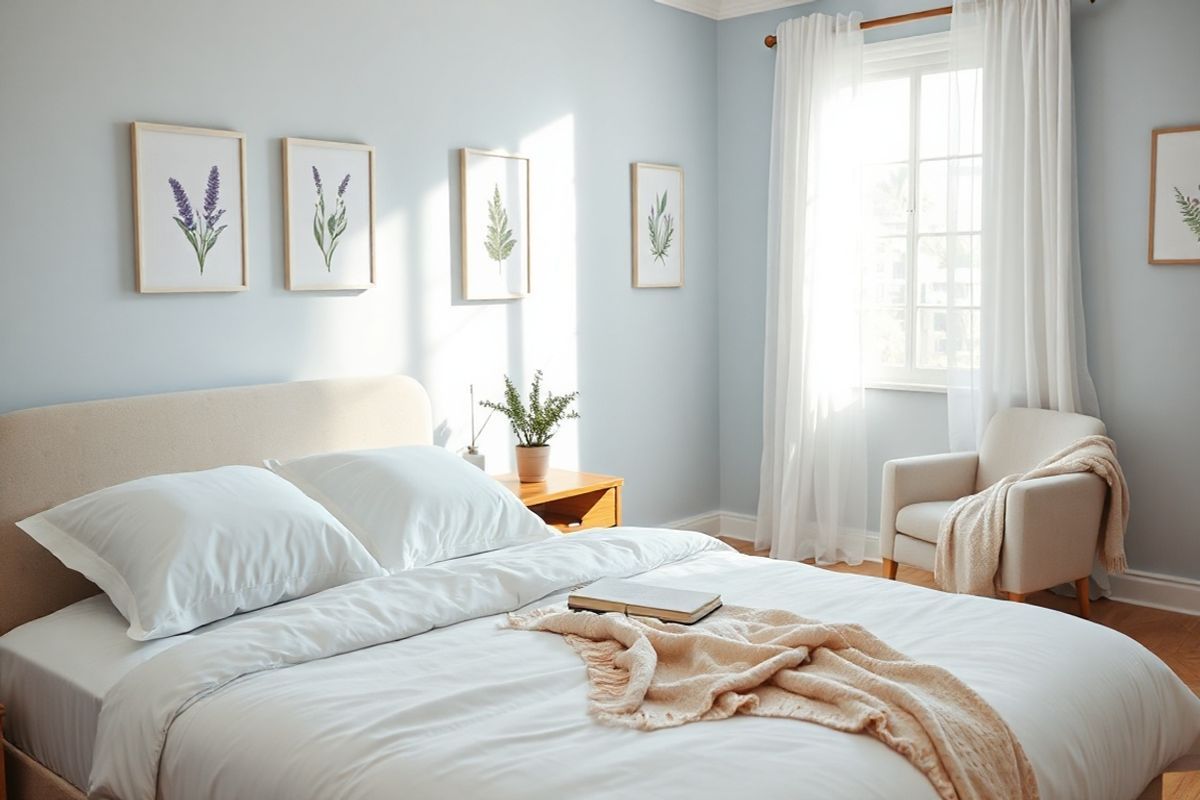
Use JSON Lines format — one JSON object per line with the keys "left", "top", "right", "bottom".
{"left": 765, "top": 34, "right": 777, "bottom": 48}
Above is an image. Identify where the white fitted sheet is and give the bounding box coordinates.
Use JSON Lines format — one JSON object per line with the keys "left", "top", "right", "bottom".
{"left": 0, "top": 589, "right": 267, "bottom": 789}
{"left": 0, "top": 594, "right": 183, "bottom": 788}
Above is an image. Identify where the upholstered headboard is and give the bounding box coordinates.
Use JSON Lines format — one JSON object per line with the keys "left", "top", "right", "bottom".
{"left": 0, "top": 375, "right": 433, "bottom": 636}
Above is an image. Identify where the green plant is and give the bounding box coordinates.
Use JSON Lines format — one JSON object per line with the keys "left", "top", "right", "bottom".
{"left": 1174, "top": 186, "right": 1200, "bottom": 241}
{"left": 484, "top": 184, "right": 517, "bottom": 272}
{"left": 479, "top": 371, "right": 579, "bottom": 448}
{"left": 647, "top": 190, "right": 675, "bottom": 264}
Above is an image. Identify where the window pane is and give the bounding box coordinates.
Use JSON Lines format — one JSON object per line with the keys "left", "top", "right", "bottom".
{"left": 916, "top": 308, "right": 976, "bottom": 370}
{"left": 864, "top": 308, "right": 907, "bottom": 369}
{"left": 918, "top": 157, "right": 980, "bottom": 234}
{"left": 915, "top": 308, "right": 949, "bottom": 369}
{"left": 919, "top": 72, "right": 949, "bottom": 159}
{"left": 955, "top": 234, "right": 981, "bottom": 308}
{"left": 951, "top": 309, "right": 981, "bottom": 370}
{"left": 918, "top": 234, "right": 980, "bottom": 307}
{"left": 862, "top": 77, "right": 910, "bottom": 164}
{"left": 864, "top": 163, "right": 910, "bottom": 236}
{"left": 920, "top": 70, "right": 981, "bottom": 158}
{"left": 864, "top": 237, "right": 907, "bottom": 306}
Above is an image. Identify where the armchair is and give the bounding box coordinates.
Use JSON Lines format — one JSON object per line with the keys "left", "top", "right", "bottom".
{"left": 880, "top": 408, "right": 1108, "bottom": 617}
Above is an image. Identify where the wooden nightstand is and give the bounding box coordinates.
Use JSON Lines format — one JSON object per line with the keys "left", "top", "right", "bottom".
{"left": 495, "top": 470, "right": 623, "bottom": 533}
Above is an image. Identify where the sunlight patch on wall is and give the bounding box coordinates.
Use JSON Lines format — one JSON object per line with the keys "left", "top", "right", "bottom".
{"left": 409, "top": 114, "right": 581, "bottom": 474}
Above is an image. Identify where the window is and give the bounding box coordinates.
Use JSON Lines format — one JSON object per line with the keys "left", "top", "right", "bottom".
{"left": 860, "top": 33, "right": 982, "bottom": 390}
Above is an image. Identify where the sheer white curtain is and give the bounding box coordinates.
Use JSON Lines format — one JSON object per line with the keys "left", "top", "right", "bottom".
{"left": 946, "top": 0, "right": 1100, "bottom": 452}
{"left": 755, "top": 13, "right": 868, "bottom": 564}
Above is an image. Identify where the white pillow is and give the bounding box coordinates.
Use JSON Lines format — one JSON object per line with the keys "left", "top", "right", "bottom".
{"left": 17, "top": 465, "right": 385, "bottom": 641}
{"left": 266, "top": 445, "right": 553, "bottom": 572}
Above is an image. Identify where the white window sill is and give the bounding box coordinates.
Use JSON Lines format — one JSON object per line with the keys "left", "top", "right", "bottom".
{"left": 864, "top": 381, "right": 947, "bottom": 394}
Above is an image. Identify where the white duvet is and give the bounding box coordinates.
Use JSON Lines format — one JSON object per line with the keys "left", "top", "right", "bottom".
{"left": 89, "top": 530, "right": 1200, "bottom": 800}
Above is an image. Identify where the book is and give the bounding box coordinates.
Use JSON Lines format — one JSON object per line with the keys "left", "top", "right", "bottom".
{"left": 567, "top": 578, "right": 722, "bottom": 625}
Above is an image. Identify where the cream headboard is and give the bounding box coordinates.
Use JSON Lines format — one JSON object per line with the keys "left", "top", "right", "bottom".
{"left": 0, "top": 375, "right": 433, "bottom": 635}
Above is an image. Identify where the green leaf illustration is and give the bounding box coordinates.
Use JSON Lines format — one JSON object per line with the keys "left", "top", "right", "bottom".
{"left": 647, "top": 190, "right": 675, "bottom": 265}
{"left": 1174, "top": 186, "right": 1200, "bottom": 242}
{"left": 484, "top": 184, "right": 517, "bottom": 272}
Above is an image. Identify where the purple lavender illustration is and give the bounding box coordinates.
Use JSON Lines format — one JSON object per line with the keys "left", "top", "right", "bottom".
{"left": 313, "top": 166, "right": 350, "bottom": 271}
{"left": 168, "top": 165, "right": 228, "bottom": 274}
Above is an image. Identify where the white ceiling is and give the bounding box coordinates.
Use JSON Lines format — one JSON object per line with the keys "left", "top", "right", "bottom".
{"left": 654, "top": 0, "right": 814, "bottom": 21}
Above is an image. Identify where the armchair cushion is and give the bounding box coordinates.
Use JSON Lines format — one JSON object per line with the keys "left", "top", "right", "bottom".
{"left": 895, "top": 501, "right": 955, "bottom": 544}
{"left": 879, "top": 452, "right": 977, "bottom": 560}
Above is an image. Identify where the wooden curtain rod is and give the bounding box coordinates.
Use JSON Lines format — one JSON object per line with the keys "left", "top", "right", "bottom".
{"left": 764, "top": 0, "right": 1093, "bottom": 48}
{"left": 764, "top": 5, "right": 951, "bottom": 47}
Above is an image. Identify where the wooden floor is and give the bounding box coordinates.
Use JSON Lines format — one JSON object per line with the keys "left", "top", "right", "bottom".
{"left": 718, "top": 537, "right": 1200, "bottom": 800}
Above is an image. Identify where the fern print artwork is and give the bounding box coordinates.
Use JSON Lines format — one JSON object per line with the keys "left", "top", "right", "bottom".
{"left": 647, "top": 190, "right": 675, "bottom": 265}
{"left": 484, "top": 184, "right": 517, "bottom": 272}
{"left": 312, "top": 166, "right": 350, "bottom": 271}
{"left": 1174, "top": 185, "right": 1200, "bottom": 242}
{"left": 167, "top": 166, "right": 227, "bottom": 274}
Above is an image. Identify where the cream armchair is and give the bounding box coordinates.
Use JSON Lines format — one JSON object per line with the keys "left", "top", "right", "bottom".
{"left": 880, "top": 408, "right": 1108, "bottom": 617}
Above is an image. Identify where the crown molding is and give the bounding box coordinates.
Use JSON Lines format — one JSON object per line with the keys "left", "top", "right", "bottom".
{"left": 654, "top": 0, "right": 813, "bottom": 21}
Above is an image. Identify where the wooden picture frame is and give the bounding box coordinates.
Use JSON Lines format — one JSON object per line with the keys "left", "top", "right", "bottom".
{"left": 1149, "top": 124, "right": 1200, "bottom": 265}
{"left": 459, "top": 148, "right": 530, "bottom": 300}
{"left": 282, "top": 137, "right": 376, "bottom": 291}
{"left": 631, "top": 162, "right": 684, "bottom": 288}
{"left": 131, "top": 122, "right": 249, "bottom": 293}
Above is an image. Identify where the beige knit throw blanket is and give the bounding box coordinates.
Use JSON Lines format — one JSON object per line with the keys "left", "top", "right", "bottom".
{"left": 508, "top": 604, "right": 1038, "bottom": 800}
{"left": 935, "top": 434, "right": 1129, "bottom": 596}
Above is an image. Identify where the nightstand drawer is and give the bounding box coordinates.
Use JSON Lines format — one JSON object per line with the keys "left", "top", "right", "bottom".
{"left": 532, "top": 487, "right": 619, "bottom": 533}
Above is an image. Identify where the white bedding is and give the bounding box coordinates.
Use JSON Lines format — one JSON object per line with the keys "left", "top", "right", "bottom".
{"left": 75, "top": 528, "right": 1200, "bottom": 800}
{"left": 0, "top": 595, "right": 182, "bottom": 789}
{"left": 0, "top": 589, "right": 293, "bottom": 789}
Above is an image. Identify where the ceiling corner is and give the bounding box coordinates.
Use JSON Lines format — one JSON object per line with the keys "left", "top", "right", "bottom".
{"left": 654, "top": 0, "right": 813, "bottom": 22}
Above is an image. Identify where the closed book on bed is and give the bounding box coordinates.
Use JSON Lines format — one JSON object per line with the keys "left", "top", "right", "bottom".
{"left": 567, "top": 578, "right": 721, "bottom": 624}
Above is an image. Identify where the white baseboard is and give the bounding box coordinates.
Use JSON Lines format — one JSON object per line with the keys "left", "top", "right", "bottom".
{"left": 1109, "top": 570, "right": 1200, "bottom": 616}
{"left": 666, "top": 510, "right": 756, "bottom": 540}
{"left": 663, "top": 511, "right": 724, "bottom": 536}
{"left": 665, "top": 511, "right": 1200, "bottom": 616}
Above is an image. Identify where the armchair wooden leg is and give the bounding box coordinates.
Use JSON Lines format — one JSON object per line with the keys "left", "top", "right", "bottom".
{"left": 1075, "top": 577, "right": 1091, "bottom": 620}
{"left": 1006, "top": 592, "right": 1026, "bottom": 603}
{"left": 882, "top": 558, "right": 898, "bottom": 580}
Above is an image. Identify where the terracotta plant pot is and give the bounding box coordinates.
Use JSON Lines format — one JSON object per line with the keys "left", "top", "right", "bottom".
{"left": 515, "top": 445, "right": 550, "bottom": 483}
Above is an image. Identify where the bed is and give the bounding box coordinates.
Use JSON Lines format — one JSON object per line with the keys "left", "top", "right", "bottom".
{"left": 0, "top": 376, "right": 1197, "bottom": 800}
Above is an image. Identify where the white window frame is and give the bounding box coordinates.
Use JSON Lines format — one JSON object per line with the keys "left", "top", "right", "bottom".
{"left": 861, "top": 32, "right": 979, "bottom": 393}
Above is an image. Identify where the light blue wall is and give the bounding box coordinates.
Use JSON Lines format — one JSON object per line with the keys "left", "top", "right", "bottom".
{"left": 1072, "top": 0, "right": 1200, "bottom": 578}
{"left": 0, "top": 0, "right": 720, "bottom": 527}
{"left": 4, "top": 0, "right": 1198, "bottom": 579}
{"left": 716, "top": 0, "right": 1200, "bottom": 580}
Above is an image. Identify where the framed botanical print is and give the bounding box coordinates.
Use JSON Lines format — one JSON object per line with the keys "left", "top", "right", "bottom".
{"left": 1149, "top": 125, "right": 1200, "bottom": 265}
{"left": 631, "top": 162, "right": 684, "bottom": 288}
{"left": 131, "top": 122, "right": 248, "bottom": 293}
{"left": 459, "top": 148, "right": 530, "bottom": 300}
{"left": 283, "top": 138, "right": 376, "bottom": 290}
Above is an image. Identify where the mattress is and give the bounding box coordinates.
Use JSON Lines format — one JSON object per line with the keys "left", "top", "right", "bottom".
{"left": 0, "top": 595, "right": 176, "bottom": 788}
{"left": 0, "top": 590, "right": 267, "bottom": 789}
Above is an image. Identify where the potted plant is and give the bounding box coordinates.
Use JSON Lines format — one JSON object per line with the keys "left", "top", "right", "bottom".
{"left": 480, "top": 371, "right": 579, "bottom": 483}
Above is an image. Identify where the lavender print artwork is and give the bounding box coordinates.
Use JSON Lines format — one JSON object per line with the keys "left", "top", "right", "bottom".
{"left": 312, "top": 166, "right": 350, "bottom": 270}
{"left": 167, "top": 166, "right": 228, "bottom": 274}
